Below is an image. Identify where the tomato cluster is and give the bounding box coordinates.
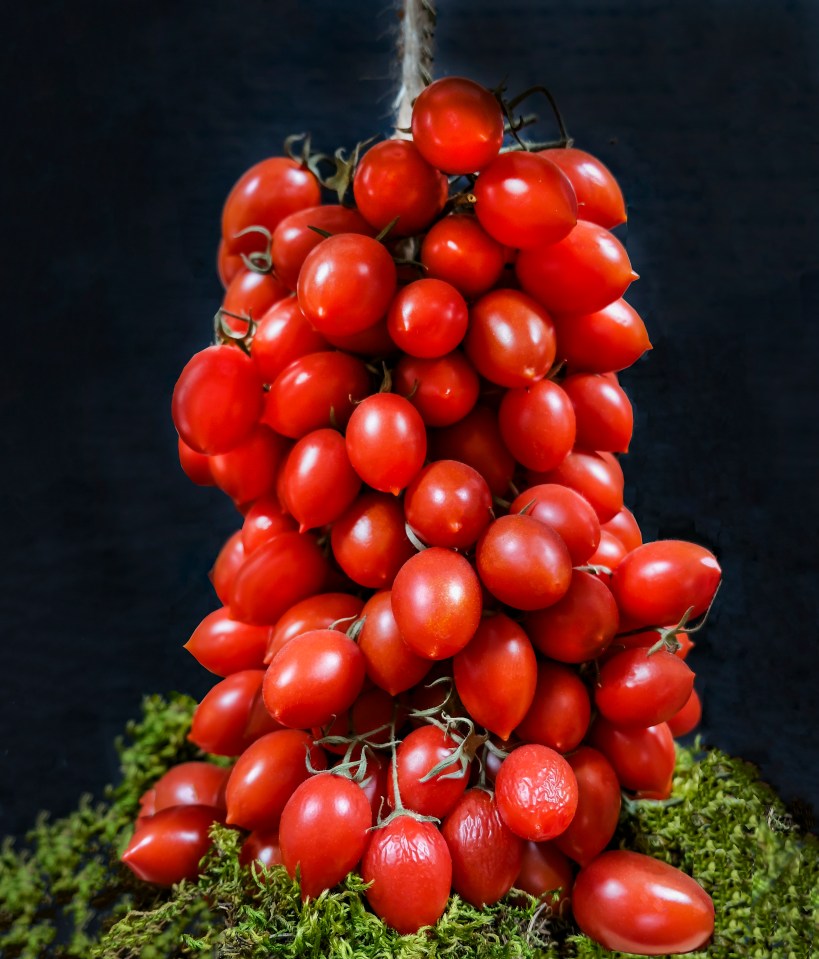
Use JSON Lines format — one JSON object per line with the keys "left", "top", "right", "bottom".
{"left": 127, "top": 76, "right": 718, "bottom": 956}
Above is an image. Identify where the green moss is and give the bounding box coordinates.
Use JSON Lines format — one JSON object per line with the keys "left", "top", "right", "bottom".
{"left": 0, "top": 696, "right": 816, "bottom": 958}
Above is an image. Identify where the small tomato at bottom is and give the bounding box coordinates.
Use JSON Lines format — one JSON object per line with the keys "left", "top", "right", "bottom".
{"left": 121, "top": 805, "right": 224, "bottom": 886}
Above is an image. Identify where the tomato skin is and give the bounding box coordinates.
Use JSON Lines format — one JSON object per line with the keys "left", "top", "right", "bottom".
{"left": 572, "top": 850, "right": 714, "bottom": 954}
{"left": 210, "top": 531, "right": 245, "bottom": 607}
{"left": 222, "top": 156, "right": 321, "bottom": 255}
{"left": 515, "top": 660, "right": 591, "bottom": 753}
{"left": 222, "top": 268, "right": 289, "bottom": 332}
{"left": 240, "top": 830, "right": 283, "bottom": 869}
{"left": 495, "top": 744, "right": 578, "bottom": 841}
{"left": 121, "top": 805, "right": 224, "bottom": 886}
{"left": 395, "top": 351, "right": 480, "bottom": 427}
{"left": 241, "top": 495, "right": 298, "bottom": 556}
{"left": 596, "top": 647, "right": 695, "bottom": 728}
{"left": 509, "top": 483, "right": 601, "bottom": 566}
{"left": 279, "top": 774, "right": 372, "bottom": 900}
{"left": 388, "top": 725, "right": 468, "bottom": 819}
{"left": 553, "top": 299, "right": 651, "bottom": 374}
{"left": 404, "top": 460, "right": 492, "bottom": 550}
{"left": 387, "top": 279, "right": 468, "bottom": 358}
{"left": 362, "top": 816, "right": 452, "bottom": 934}
{"left": 391, "top": 548, "right": 483, "bottom": 660}
{"left": 185, "top": 607, "right": 269, "bottom": 676}
{"left": 172, "top": 345, "right": 263, "bottom": 455}
{"left": 189, "top": 670, "right": 276, "bottom": 756}
{"left": 281, "top": 428, "right": 361, "bottom": 532}
{"left": 345, "top": 394, "right": 427, "bottom": 494}
{"left": 454, "top": 614, "right": 537, "bottom": 739}
{"left": 331, "top": 492, "right": 416, "bottom": 588}
{"left": 588, "top": 719, "right": 676, "bottom": 794}
{"left": 601, "top": 506, "right": 642, "bottom": 552}
{"left": 210, "top": 425, "right": 289, "bottom": 505}
{"left": 515, "top": 841, "right": 574, "bottom": 912}
{"left": 442, "top": 789, "right": 523, "bottom": 907}
{"left": 265, "top": 592, "right": 364, "bottom": 664}
{"left": 612, "top": 540, "right": 722, "bottom": 627}
{"left": 474, "top": 152, "right": 577, "bottom": 249}
{"left": 358, "top": 591, "right": 432, "bottom": 695}
{"left": 420, "top": 214, "right": 506, "bottom": 299}
{"left": 151, "top": 762, "right": 230, "bottom": 812}
{"left": 430, "top": 405, "right": 516, "bottom": 496}
{"left": 225, "top": 729, "right": 326, "bottom": 832}
{"left": 554, "top": 747, "right": 621, "bottom": 865}
{"left": 586, "top": 529, "right": 629, "bottom": 571}
{"left": 531, "top": 449, "right": 624, "bottom": 523}
{"left": 541, "top": 147, "right": 626, "bottom": 229}
{"left": 217, "top": 239, "right": 243, "bottom": 288}
{"left": 178, "top": 437, "right": 215, "bottom": 486}
{"left": 498, "top": 380, "right": 576, "bottom": 472}
{"left": 562, "top": 373, "right": 634, "bottom": 453}
{"left": 250, "top": 298, "right": 328, "bottom": 385}
{"left": 668, "top": 687, "right": 702, "bottom": 737}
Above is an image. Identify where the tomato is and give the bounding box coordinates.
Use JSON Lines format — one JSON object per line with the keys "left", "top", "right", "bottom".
{"left": 541, "top": 147, "right": 626, "bottom": 229}
{"left": 358, "top": 750, "right": 390, "bottom": 821}
{"left": 362, "top": 816, "right": 452, "bottom": 934}
{"left": 429, "top": 405, "right": 516, "bottom": 496}
{"left": 476, "top": 513, "right": 572, "bottom": 611}
{"left": 250, "top": 298, "right": 328, "bottom": 384}
{"left": 494, "top": 744, "right": 578, "bottom": 841}
{"left": 420, "top": 214, "right": 506, "bottom": 299}
{"left": 178, "top": 436, "right": 214, "bottom": 486}
{"left": 210, "top": 531, "right": 245, "bottom": 607}
{"left": 265, "top": 592, "right": 364, "bottom": 664}
{"left": 322, "top": 316, "right": 398, "bottom": 357}
{"left": 453, "top": 614, "right": 537, "bottom": 739}
{"left": 601, "top": 505, "right": 642, "bottom": 552}
{"left": 411, "top": 77, "right": 504, "bottom": 174}
{"left": 498, "top": 380, "right": 576, "bottom": 472}
{"left": 357, "top": 590, "right": 432, "bottom": 695}
{"left": 387, "top": 279, "right": 468, "bottom": 358}
{"left": 172, "top": 345, "right": 263, "bottom": 455}
{"left": 217, "top": 238, "right": 243, "bottom": 288}
{"left": 515, "top": 660, "right": 591, "bottom": 753}
{"left": 345, "top": 394, "right": 427, "bottom": 494}
{"left": 509, "top": 483, "right": 600, "bottom": 565}
{"left": 185, "top": 607, "right": 269, "bottom": 676}
{"left": 241, "top": 495, "right": 297, "bottom": 555}
{"left": 279, "top": 774, "right": 372, "bottom": 899}
{"left": 353, "top": 139, "right": 448, "bottom": 236}
{"left": 151, "top": 762, "right": 230, "bottom": 812}
{"left": 222, "top": 157, "right": 320, "bottom": 255}
{"left": 562, "top": 373, "right": 633, "bottom": 453}
{"left": 473, "top": 152, "right": 577, "bottom": 249}
{"left": 464, "top": 289, "right": 556, "bottom": 388}
{"left": 515, "top": 841, "right": 573, "bottom": 912}
{"left": 391, "top": 547, "right": 482, "bottom": 659}
{"left": 224, "top": 729, "right": 326, "bottom": 832}
{"left": 524, "top": 570, "right": 619, "bottom": 663}
{"left": 612, "top": 540, "right": 721, "bottom": 627}
{"left": 586, "top": 529, "right": 629, "bottom": 570}
{"left": 221, "top": 268, "right": 289, "bottom": 332}
{"left": 210, "top": 425, "right": 288, "bottom": 505}
{"left": 240, "top": 830, "right": 283, "bottom": 869}
{"left": 530, "top": 449, "right": 624, "bottom": 523}
{"left": 297, "top": 233, "right": 397, "bottom": 336}
{"left": 272, "top": 204, "right": 375, "bottom": 290}
{"left": 667, "top": 687, "right": 702, "bottom": 737}
{"left": 572, "top": 850, "right": 714, "bottom": 954}
{"left": 516, "top": 220, "right": 636, "bottom": 315}
{"left": 441, "top": 789, "right": 523, "bottom": 907}
{"left": 280, "top": 428, "right": 361, "bottom": 531}
{"left": 394, "top": 351, "right": 480, "bottom": 427}
{"left": 388, "top": 724, "right": 468, "bottom": 818}
{"left": 404, "top": 460, "right": 492, "bottom": 550}
{"left": 552, "top": 299, "right": 651, "bottom": 373}
{"left": 189, "top": 670, "right": 277, "bottom": 756}
{"left": 588, "top": 718, "right": 676, "bottom": 794}
{"left": 263, "top": 351, "right": 372, "bottom": 438}
{"left": 595, "top": 647, "right": 695, "bottom": 728}
{"left": 330, "top": 492, "right": 416, "bottom": 588}
{"left": 121, "top": 805, "right": 224, "bottom": 885}
{"left": 555, "top": 747, "right": 621, "bottom": 866}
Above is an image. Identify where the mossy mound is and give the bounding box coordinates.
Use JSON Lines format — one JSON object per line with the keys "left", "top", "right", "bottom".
{"left": 0, "top": 694, "right": 816, "bottom": 958}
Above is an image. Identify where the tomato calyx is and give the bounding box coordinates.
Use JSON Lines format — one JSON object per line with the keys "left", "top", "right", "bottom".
{"left": 213, "top": 308, "right": 256, "bottom": 354}
{"left": 286, "top": 132, "right": 377, "bottom": 205}
{"left": 231, "top": 225, "right": 274, "bottom": 274}
{"left": 574, "top": 563, "right": 614, "bottom": 577}
{"left": 418, "top": 716, "right": 485, "bottom": 784}
{"left": 618, "top": 579, "right": 723, "bottom": 655}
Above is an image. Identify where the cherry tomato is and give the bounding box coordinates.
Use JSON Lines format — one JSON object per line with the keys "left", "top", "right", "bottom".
{"left": 151, "top": 762, "right": 230, "bottom": 812}
{"left": 210, "top": 425, "right": 288, "bottom": 505}
{"left": 498, "top": 380, "right": 576, "bottom": 472}
{"left": 388, "top": 724, "right": 468, "bottom": 818}
{"left": 241, "top": 495, "right": 297, "bottom": 555}
{"left": 394, "top": 351, "right": 479, "bottom": 427}
{"left": 362, "top": 816, "right": 452, "bottom": 934}
{"left": 562, "top": 372, "right": 633, "bottom": 452}
{"left": 588, "top": 718, "right": 676, "bottom": 793}
{"left": 210, "top": 531, "right": 245, "bottom": 607}
{"left": 553, "top": 298, "right": 651, "bottom": 373}
{"left": 668, "top": 687, "right": 702, "bottom": 737}
{"left": 172, "top": 345, "right": 263, "bottom": 455}
{"left": 345, "top": 394, "right": 427, "bottom": 494}
{"left": 185, "top": 607, "right": 269, "bottom": 676}
{"left": 404, "top": 460, "right": 492, "bottom": 550}
{"left": 515, "top": 660, "right": 591, "bottom": 753}
{"left": 572, "top": 850, "right": 714, "bottom": 954}
{"left": 420, "top": 214, "right": 506, "bottom": 298}
{"left": 265, "top": 592, "right": 364, "bottom": 664}
{"left": 391, "top": 547, "right": 482, "bottom": 659}
{"left": 279, "top": 774, "right": 372, "bottom": 899}
{"left": 515, "top": 841, "right": 573, "bottom": 913}
{"left": 429, "top": 405, "right": 515, "bottom": 496}
{"left": 217, "top": 238, "right": 243, "bottom": 288}
{"left": 224, "top": 729, "right": 326, "bottom": 832}
{"left": 178, "top": 436, "right": 214, "bottom": 486}
{"left": 555, "top": 747, "right": 621, "bottom": 866}
{"left": 353, "top": 139, "right": 448, "bottom": 236}
{"left": 387, "top": 278, "right": 469, "bottom": 358}
{"left": 330, "top": 492, "right": 416, "bottom": 588}
{"left": 541, "top": 147, "right": 626, "bottom": 229}
{"left": 495, "top": 744, "right": 578, "bottom": 841}
{"left": 121, "top": 805, "right": 224, "bottom": 885}
{"left": 601, "top": 506, "right": 642, "bottom": 552}
{"left": 476, "top": 513, "right": 572, "bottom": 611}
{"left": 612, "top": 540, "right": 721, "bottom": 628}
{"left": 240, "top": 830, "right": 283, "bottom": 869}
{"left": 221, "top": 268, "right": 289, "bottom": 332}
{"left": 473, "top": 152, "right": 577, "bottom": 249}
{"left": 596, "top": 647, "right": 695, "bottom": 728}
{"left": 189, "top": 670, "right": 277, "bottom": 756}
{"left": 454, "top": 614, "right": 537, "bottom": 739}
{"left": 222, "top": 157, "right": 320, "bottom": 255}
{"left": 280, "top": 428, "right": 361, "bottom": 531}
{"left": 509, "top": 483, "right": 600, "bottom": 565}
{"left": 516, "top": 220, "right": 636, "bottom": 315}
{"left": 411, "top": 77, "right": 504, "bottom": 174}
{"left": 586, "top": 529, "right": 629, "bottom": 570}
{"left": 250, "top": 297, "right": 328, "bottom": 384}
{"left": 531, "top": 449, "right": 624, "bottom": 523}
{"left": 357, "top": 590, "right": 432, "bottom": 695}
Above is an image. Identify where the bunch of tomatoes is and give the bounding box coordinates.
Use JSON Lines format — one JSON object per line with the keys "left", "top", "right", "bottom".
{"left": 122, "top": 78, "right": 719, "bottom": 955}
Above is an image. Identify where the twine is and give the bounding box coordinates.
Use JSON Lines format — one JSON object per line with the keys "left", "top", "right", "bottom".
{"left": 393, "top": 0, "right": 437, "bottom": 134}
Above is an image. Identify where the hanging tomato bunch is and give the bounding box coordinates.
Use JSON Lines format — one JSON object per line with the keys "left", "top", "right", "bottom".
{"left": 125, "top": 76, "right": 719, "bottom": 956}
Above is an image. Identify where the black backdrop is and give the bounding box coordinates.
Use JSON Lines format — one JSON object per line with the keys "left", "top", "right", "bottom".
{"left": 2, "top": 0, "right": 818, "bottom": 838}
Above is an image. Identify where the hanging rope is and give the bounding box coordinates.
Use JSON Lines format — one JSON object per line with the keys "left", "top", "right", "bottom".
{"left": 393, "top": 0, "right": 436, "bottom": 133}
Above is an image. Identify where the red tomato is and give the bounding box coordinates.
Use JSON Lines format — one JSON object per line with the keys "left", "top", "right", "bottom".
{"left": 454, "top": 614, "right": 537, "bottom": 739}
{"left": 151, "top": 762, "right": 230, "bottom": 812}
{"left": 297, "top": 234, "right": 397, "bottom": 336}
{"left": 516, "top": 220, "right": 636, "bottom": 315}
{"left": 541, "top": 147, "right": 626, "bottom": 229}
{"left": 515, "top": 841, "right": 574, "bottom": 912}
{"left": 495, "top": 745, "right": 578, "bottom": 841}
{"left": 586, "top": 529, "right": 629, "bottom": 571}
{"left": 265, "top": 592, "right": 364, "bottom": 665}
{"left": 509, "top": 483, "right": 601, "bottom": 565}
{"left": 588, "top": 719, "right": 676, "bottom": 794}
{"left": 391, "top": 548, "right": 483, "bottom": 659}
{"left": 322, "top": 317, "right": 398, "bottom": 356}
{"left": 177, "top": 436, "right": 214, "bottom": 486}
{"left": 515, "top": 660, "right": 591, "bottom": 753}
{"left": 612, "top": 540, "right": 721, "bottom": 627}
{"left": 345, "top": 394, "right": 427, "bottom": 494}
{"left": 240, "top": 830, "right": 283, "bottom": 869}
{"left": 387, "top": 279, "right": 468, "bottom": 358}
{"left": 357, "top": 591, "right": 432, "bottom": 695}
{"left": 420, "top": 214, "right": 506, "bottom": 298}
{"left": 476, "top": 514, "right": 572, "bottom": 611}
{"left": 224, "top": 729, "right": 326, "bottom": 832}
{"left": 473, "top": 152, "right": 577, "bottom": 249}
{"left": 388, "top": 724, "right": 468, "bottom": 818}
{"left": 429, "top": 405, "right": 516, "bottom": 496}
{"left": 279, "top": 774, "right": 372, "bottom": 899}
{"left": 222, "top": 157, "right": 320, "bottom": 255}
{"left": 394, "top": 351, "right": 480, "bottom": 427}
{"left": 562, "top": 373, "right": 633, "bottom": 453}
{"left": 411, "top": 77, "right": 504, "bottom": 174}
{"left": 353, "top": 140, "right": 448, "bottom": 236}
{"left": 188, "top": 670, "right": 276, "bottom": 756}
{"left": 572, "top": 851, "right": 714, "bottom": 954}
{"left": 442, "top": 789, "right": 523, "bottom": 907}
{"left": 250, "top": 297, "right": 328, "bottom": 384}
{"left": 531, "top": 449, "right": 624, "bottom": 523}
{"left": 210, "top": 425, "right": 288, "bottom": 505}
{"left": 217, "top": 238, "right": 243, "bottom": 288}
{"left": 172, "top": 345, "right": 263, "bottom": 455}
{"left": 601, "top": 506, "right": 642, "bottom": 552}
{"left": 210, "top": 531, "right": 245, "bottom": 607}
{"left": 185, "top": 607, "right": 269, "bottom": 676}
{"left": 553, "top": 299, "right": 651, "bottom": 373}
{"left": 404, "top": 460, "right": 492, "bottom": 550}
{"left": 465, "top": 289, "right": 556, "bottom": 387}
{"left": 596, "top": 647, "right": 695, "bottom": 727}
{"left": 667, "top": 687, "right": 702, "bottom": 737}
{"left": 555, "top": 747, "right": 621, "bottom": 866}
{"left": 240, "top": 495, "right": 297, "bottom": 555}
{"left": 280, "top": 428, "right": 361, "bottom": 531}
{"left": 362, "top": 816, "right": 452, "bottom": 934}
{"left": 330, "top": 492, "right": 416, "bottom": 588}
{"left": 498, "top": 380, "right": 576, "bottom": 472}
{"left": 121, "top": 805, "right": 224, "bottom": 885}
{"left": 221, "top": 269, "right": 289, "bottom": 332}
{"left": 359, "top": 750, "right": 390, "bottom": 821}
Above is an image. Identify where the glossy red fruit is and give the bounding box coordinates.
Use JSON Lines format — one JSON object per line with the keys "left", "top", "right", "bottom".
{"left": 601, "top": 506, "right": 642, "bottom": 552}
{"left": 221, "top": 269, "right": 288, "bottom": 331}
{"left": 210, "top": 425, "right": 288, "bottom": 505}
{"left": 541, "top": 147, "right": 626, "bottom": 229}
{"left": 515, "top": 841, "right": 574, "bottom": 913}
{"left": 552, "top": 299, "right": 651, "bottom": 373}
{"left": 588, "top": 719, "right": 676, "bottom": 794}
{"left": 189, "top": 670, "right": 275, "bottom": 756}
{"left": 495, "top": 744, "right": 578, "bottom": 841}
{"left": 240, "top": 831, "right": 283, "bottom": 869}
{"left": 430, "top": 405, "right": 516, "bottom": 496}
{"left": 152, "top": 763, "right": 230, "bottom": 813}
{"left": 121, "top": 805, "right": 224, "bottom": 885}
{"left": 586, "top": 529, "right": 629, "bottom": 571}
{"left": 185, "top": 607, "right": 269, "bottom": 676}
{"left": 509, "top": 484, "right": 600, "bottom": 565}
{"left": 250, "top": 298, "right": 328, "bottom": 384}
{"left": 357, "top": 591, "right": 432, "bottom": 695}
{"left": 345, "top": 393, "right": 427, "bottom": 493}
{"left": 667, "top": 687, "right": 703, "bottom": 737}
{"left": 499, "top": 380, "right": 576, "bottom": 472}
{"left": 178, "top": 437, "right": 214, "bottom": 486}
{"left": 421, "top": 214, "right": 506, "bottom": 298}
{"left": 515, "top": 660, "right": 591, "bottom": 753}
{"left": 572, "top": 851, "right": 714, "bottom": 955}
{"left": 241, "top": 495, "right": 298, "bottom": 555}
{"left": 217, "top": 238, "right": 243, "bottom": 288}
{"left": 596, "top": 647, "right": 695, "bottom": 728}
{"left": 387, "top": 278, "right": 469, "bottom": 358}
{"left": 562, "top": 373, "right": 634, "bottom": 453}
{"left": 265, "top": 592, "right": 364, "bottom": 664}
{"left": 531, "top": 449, "right": 624, "bottom": 523}
{"left": 210, "top": 531, "right": 245, "bottom": 607}
{"left": 555, "top": 747, "right": 621, "bottom": 866}
{"left": 404, "top": 460, "right": 493, "bottom": 550}
{"left": 281, "top": 428, "right": 361, "bottom": 531}
{"left": 388, "top": 725, "right": 468, "bottom": 818}
{"left": 395, "top": 352, "right": 480, "bottom": 427}
{"left": 331, "top": 492, "right": 416, "bottom": 588}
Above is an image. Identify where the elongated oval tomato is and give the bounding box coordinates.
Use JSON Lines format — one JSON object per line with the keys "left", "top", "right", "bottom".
{"left": 421, "top": 214, "right": 506, "bottom": 298}
{"left": 151, "top": 762, "right": 231, "bottom": 813}
{"left": 241, "top": 495, "right": 298, "bottom": 555}
{"left": 330, "top": 492, "right": 416, "bottom": 588}
{"left": 265, "top": 592, "right": 364, "bottom": 664}
{"left": 509, "top": 483, "right": 601, "bottom": 565}
{"left": 185, "top": 607, "right": 269, "bottom": 676}
{"left": 210, "top": 531, "right": 245, "bottom": 606}
{"left": 552, "top": 299, "right": 651, "bottom": 373}
{"left": 572, "top": 851, "right": 714, "bottom": 954}
{"left": 121, "top": 805, "right": 224, "bottom": 886}
{"left": 394, "top": 351, "right": 480, "bottom": 427}
{"left": 498, "top": 380, "right": 576, "bottom": 472}
{"left": 210, "top": 425, "right": 289, "bottom": 505}
{"left": 387, "top": 278, "right": 469, "bottom": 358}
{"left": 587, "top": 718, "right": 676, "bottom": 794}
{"left": 404, "top": 460, "right": 493, "bottom": 550}
{"left": 495, "top": 744, "right": 578, "bottom": 841}
{"left": 586, "top": 528, "right": 629, "bottom": 571}
{"left": 178, "top": 436, "right": 214, "bottom": 486}
{"left": 250, "top": 298, "right": 329, "bottom": 384}
{"left": 554, "top": 747, "right": 621, "bottom": 865}
{"left": 281, "top": 428, "right": 361, "bottom": 531}
{"left": 530, "top": 449, "right": 624, "bottom": 523}
{"left": 515, "top": 841, "right": 574, "bottom": 912}
{"left": 240, "top": 830, "right": 283, "bottom": 869}
{"left": 562, "top": 373, "right": 634, "bottom": 453}
{"left": 345, "top": 393, "right": 427, "bottom": 493}
{"left": 430, "top": 405, "right": 516, "bottom": 496}
{"left": 515, "top": 660, "right": 591, "bottom": 753}
{"left": 541, "top": 147, "right": 626, "bottom": 229}
{"left": 388, "top": 724, "right": 468, "bottom": 819}
{"left": 221, "top": 268, "right": 289, "bottom": 332}
{"left": 601, "top": 506, "right": 642, "bottom": 552}
{"left": 357, "top": 590, "right": 432, "bottom": 695}
{"left": 667, "top": 687, "right": 702, "bottom": 737}
{"left": 596, "top": 647, "right": 695, "bottom": 727}
{"left": 189, "top": 669, "right": 278, "bottom": 756}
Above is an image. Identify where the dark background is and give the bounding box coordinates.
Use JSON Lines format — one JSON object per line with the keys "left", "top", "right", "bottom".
{"left": 2, "top": 0, "right": 818, "bottom": 838}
